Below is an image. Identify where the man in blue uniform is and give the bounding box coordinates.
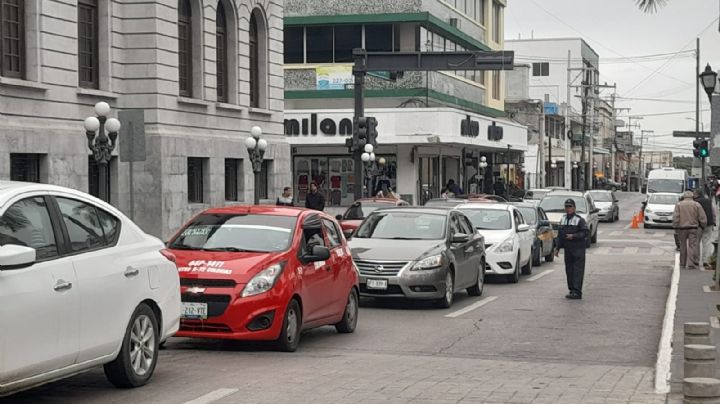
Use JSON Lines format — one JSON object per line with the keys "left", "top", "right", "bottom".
{"left": 555, "top": 198, "right": 589, "bottom": 300}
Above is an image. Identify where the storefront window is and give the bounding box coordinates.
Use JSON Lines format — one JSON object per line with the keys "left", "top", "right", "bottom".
{"left": 294, "top": 155, "right": 397, "bottom": 206}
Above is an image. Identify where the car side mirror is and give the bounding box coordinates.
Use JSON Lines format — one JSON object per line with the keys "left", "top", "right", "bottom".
{"left": 451, "top": 234, "right": 470, "bottom": 244}
{"left": 335, "top": 214, "right": 343, "bottom": 221}
{"left": 0, "top": 245, "right": 36, "bottom": 270}
{"left": 343, "top": 229, "right": 353, "bottom": 240}
{"left": 592, "top": 208, "right": 601, "bottom": 214}
{"left": 518, "top": 224, "right": 531, "bottom": 232}
{"left": 303, "top": 245, "right": 331, "bottom": 263}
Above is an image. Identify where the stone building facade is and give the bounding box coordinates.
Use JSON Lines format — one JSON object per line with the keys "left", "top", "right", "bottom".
{"left": 0, "top": 0, "right": 288, "bottom": 239}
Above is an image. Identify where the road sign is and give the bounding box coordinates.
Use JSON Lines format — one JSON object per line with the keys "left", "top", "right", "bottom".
{"left": 118, "top": 109, "right": 146, "bottom": 162}
{"left": 673, "top": 130, "right": 711, "bottom": 138}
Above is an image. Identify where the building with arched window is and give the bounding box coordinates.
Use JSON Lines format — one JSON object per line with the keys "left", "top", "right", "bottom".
{"left": 0, "top": 0, "right": 287, "bottom": 239}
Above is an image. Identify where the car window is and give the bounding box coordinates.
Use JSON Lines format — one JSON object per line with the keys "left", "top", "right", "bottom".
{"left": 540, "top": 196, "right": 588, "bottom": 213}
{"left": 514, "top": 211, "right": 523, "bottom": 228}
{"left": 302, "top": 215, "right": 327, "bottom": 253}
{"left": 450, "top": 214, "right": 463, "bottom": 235}
{"left": 0, "top": 197, "right": 58, "bottom": 260}
{"left": 97, "top": 208, "right": 121, "bottom": 244}
{"left": 355, "top": 211, "right": 447, "bottom": 240}
{"left": 322, "top": 219, "right": 341, "bottom": 248}
{"left": 516, "top": 207, "right": 537, "bottom": 225}
{"left": 458, "top": 215, "right": 474, "bottom": 235}
{"left": 56, "top": 198, "right": 106, "bottom": 253}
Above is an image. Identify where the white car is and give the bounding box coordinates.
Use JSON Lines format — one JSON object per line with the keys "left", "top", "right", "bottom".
{"left": 0, "top": 182, "right": 181, "bottom": 396}
{"left": 644, "top": 192, "right": 679, "bottom": 228}
{"left": 522, "top": 189, "right": 550, "bottom": 205}
{"left": 457, "top": 204, "right": 533, "bottom": 283}
{"left": 539, "top": 191, "right": 600, "bottom": 248}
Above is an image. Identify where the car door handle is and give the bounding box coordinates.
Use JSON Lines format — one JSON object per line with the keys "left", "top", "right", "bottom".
{"left": 124, "top": 267, "right": 140, "bottom": 278}
{"left": 54, "top": 280, "right": 73, "bottom": 292}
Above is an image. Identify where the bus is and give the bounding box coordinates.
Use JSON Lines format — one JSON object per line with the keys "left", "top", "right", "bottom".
{"left": 646, "top": 167, "right": 687, "bottom": 197}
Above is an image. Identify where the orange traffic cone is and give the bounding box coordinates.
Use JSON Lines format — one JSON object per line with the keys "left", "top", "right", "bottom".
{"left": 631, "top": 214, "right": 639, "bottom": 229}
{"left": 638, "top": 209, "right": 645, "bottom": 222}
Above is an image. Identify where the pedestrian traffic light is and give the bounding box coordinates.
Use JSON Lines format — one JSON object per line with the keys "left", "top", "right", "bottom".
{"left": 694, "top": 138, "right": 710, "bottom": 158}
{"left": 353, "top": 117, "right": 368, "bottom": 151}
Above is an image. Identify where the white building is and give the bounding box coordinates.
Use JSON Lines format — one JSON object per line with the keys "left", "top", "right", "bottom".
{"left": 0, "top": 0, "right": 288, "bottom": 239}
{"left": 283, "top": 0, "right": 528, "bottom": 205}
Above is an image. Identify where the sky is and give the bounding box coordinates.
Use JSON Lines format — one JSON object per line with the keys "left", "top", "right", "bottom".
{"left": 504, "top": 0, "right": 720, "bottom": 156}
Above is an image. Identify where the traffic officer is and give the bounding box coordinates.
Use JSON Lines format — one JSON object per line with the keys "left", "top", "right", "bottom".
{"left": 555, "top": 198, "right": 589, "bottom": 300}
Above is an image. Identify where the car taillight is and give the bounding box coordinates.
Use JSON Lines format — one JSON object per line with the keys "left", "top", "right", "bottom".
{"left": 160, "top": 249, "right": 177, "bottom": 263}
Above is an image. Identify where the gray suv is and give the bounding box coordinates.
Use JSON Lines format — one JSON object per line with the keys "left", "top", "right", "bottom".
{"left": 348, "top": 207, "right": 486, "bottom": 308}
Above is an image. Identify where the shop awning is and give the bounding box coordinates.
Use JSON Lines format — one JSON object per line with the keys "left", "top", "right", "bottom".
{"left": 593, "top": 147, "right": 610, "bottom": 155}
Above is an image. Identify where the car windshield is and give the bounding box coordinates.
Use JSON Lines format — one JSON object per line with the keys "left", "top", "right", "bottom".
{"left": 649, "top": 194, "right": 679, "bottom": 205}
{"left": 516, "top": 207, "right": 538, "bottom": 225}
{"left": 524, "top": 190, "right": 547, "bottom": 200}
{"left": 354, "top": 212, "right": 446, "bottom": 240}
{"left": 342, "top": 203, "right": 391, "bottom": 220}
{"left": 424, "top": 199, "right": 465, "bottom": 207}
{"left": 589, "top": 192, "right": 613, "bottom": 202}
{"left": 460, "top": 209, "right": 512, "bottom": 230}
{"left": 539, "top": 196, "right": 587, "bottom": 213}
{"left": 169, "top": 214, "right": 297, "bottom": 252}
{"left": 647, "top": 179, "right": 684, "bottom": 194}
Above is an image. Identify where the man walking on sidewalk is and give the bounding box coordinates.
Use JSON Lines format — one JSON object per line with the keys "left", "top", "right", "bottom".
{"left": 555, "top": 199, "right": 589, "bottom": 300}
{"left": 694, "top": 189, "right": 715, "bottom": 266}
{"left": 673, "top": 191, "right": 707, "bottom": 269}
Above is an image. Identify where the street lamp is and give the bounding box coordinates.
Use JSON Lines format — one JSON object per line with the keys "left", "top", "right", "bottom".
{"left": 699, "top": 63, "right": 718, "bottom": 102}
{"left": 245, "top": 126, "right": 267, "bottom": 205}
{"left": 361, "top": 144, "right": 376, "bottom": 197}
{"left": 84, "top": 101, "right": 121, "bottom": 203}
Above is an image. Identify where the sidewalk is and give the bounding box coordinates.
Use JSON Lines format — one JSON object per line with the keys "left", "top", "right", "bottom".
{"left": 668, "top": 262, "right": 720, "bottom": 401}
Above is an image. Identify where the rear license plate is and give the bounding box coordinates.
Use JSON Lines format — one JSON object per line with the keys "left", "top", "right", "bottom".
{"left": 366, "top": 279, "right": 388, "bottom": 290}
{"left": 182, "top": 302, "right": 208, "bottom": 319}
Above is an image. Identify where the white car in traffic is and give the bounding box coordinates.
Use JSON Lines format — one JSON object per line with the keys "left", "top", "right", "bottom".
{"left": 0, "top": 182, "right": 181, "bottom": 396}
{"left": 456, "top": 204, "right": 533, "bottom": 283}
{"left": 644, "top": 192, "right": 679, "bottom": 228}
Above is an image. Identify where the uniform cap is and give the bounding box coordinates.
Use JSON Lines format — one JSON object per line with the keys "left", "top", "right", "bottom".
{"left": 564, "top": 199, "right": 576, "bottom": 207}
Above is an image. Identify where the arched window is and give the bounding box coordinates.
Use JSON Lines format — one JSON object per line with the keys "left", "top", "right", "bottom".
{"left": 0, "top": 0, "right": 24, "bottom": 78}
{"left": 249, "top": 13, "right": 258, "bottom": 108}
{"left": 216, "top": 1, "right": 228, "bottom": 102}
{"left": 178, "top": 0, "right": 192, "bottom": 97}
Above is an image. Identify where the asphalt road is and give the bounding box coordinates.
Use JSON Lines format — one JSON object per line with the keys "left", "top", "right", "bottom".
{"left": 2, "top": 192, "right": 674, "bottom": 404}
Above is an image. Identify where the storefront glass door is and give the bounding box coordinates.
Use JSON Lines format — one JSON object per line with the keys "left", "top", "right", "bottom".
{"left": 418, "top": 157, "right": 439, "bottom": 205}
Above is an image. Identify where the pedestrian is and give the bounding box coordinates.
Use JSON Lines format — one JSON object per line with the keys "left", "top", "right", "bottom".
{"left": 694, "top": 189, "right": 715, "bottom": 266}
{"left": 493, "top": 178, "right": 506, "bottom": 198}
{"left": 276, "top": 186, "right": 294, "bottom": 206}
{"left": 673, "top": 191, "right": 707, "bottom": 269}
{"left": 440, "top": 187, "right": 450, "bottom": 199}
{"left": 446, "top": 179, "right": 463, "bottom": 196}
{"left": 555, "top": 198, "right": 589, "bottom": 300}
{"left": 304, "top": 183, "right": 325, "bottom": 211}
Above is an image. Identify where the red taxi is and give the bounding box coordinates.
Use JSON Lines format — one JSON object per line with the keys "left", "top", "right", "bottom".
{"left": 166, "top": 206, "right": 359, "bottom": 351}
{"left": 336, "top": 198, "right": 409, "bottom": 238}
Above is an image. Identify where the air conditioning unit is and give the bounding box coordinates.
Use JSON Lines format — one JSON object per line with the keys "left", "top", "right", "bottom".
{"left": 449, "top": 18, "right": 459, "bottom": 29}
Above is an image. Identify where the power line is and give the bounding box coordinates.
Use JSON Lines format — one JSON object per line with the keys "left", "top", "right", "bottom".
{"left": 615, "top": 96, "right": 696, "bottom": 104}
{"left": 621, "top": 109, "right": 710, "bottom": 117}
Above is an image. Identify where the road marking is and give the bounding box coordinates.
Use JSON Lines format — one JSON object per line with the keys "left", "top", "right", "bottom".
{"left": 445, "top": 296, "right": 498, "bottom": 318}
{"left": 527, "top": 269, "right": 554, "bottom": 282}
{"left": 711, "top": 316, "right": 720, "bottom": 329}
{"left": 655, "top": 252, "right": 679, "bottom": 394}
{"left": 183, "top": 388, "right": 239, "bottom": 404}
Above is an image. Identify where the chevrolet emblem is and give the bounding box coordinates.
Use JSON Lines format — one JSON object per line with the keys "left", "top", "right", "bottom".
{"left": 186, "top": 286, "right": 206, "bottom": 294}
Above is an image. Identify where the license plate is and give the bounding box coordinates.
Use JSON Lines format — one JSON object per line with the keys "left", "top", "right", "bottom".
{"left": 366, "top": 279, "right": 388, "bottom": 290}
{"left": 182, "top": 302, "right": 208, "bottom": 319}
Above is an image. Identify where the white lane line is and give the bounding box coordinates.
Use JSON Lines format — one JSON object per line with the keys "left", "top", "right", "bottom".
{"left": 527, "top": 269, "right": 555, "bottom": 282}
{"left": 183, "top": 388, "right": 239, "bottom": 404}
{"left": 445, "top": 296, "right": 498, "bottom": 318}
{"left": 655, "top": 252, "right": 679, "bottom": 394}
{"left": 711, "top": 316, "right": 720, "bottom": 329}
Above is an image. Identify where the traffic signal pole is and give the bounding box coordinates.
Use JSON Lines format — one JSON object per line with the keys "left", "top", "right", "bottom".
{"left": 352, "top": 50, "right": 366, "bottom": 201}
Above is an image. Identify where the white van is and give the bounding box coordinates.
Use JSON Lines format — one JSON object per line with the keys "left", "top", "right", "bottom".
{"left": 646, "top": 167, "right": 687, "bottom": 197}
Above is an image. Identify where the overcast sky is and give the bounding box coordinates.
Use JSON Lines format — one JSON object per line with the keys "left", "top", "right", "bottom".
{"left": 505, "top": 0, "right": 720, "bottom": 156}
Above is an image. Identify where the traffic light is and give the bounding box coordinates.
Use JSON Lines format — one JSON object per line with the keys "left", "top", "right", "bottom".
{"left": 350, "top": 117, "right": 378, "bottom": 153}
{"left": 693, "top": 138, "right": 709, "bottom": 158}
{"left": 367, "top": 117, "right": 378, "bottom": 148}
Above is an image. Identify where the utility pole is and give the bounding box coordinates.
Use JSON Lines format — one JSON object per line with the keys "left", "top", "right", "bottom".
{"left": 610, "top": 93, "right": 617, "bottom": 182}
{"left": 696, "top": 38, "right": 705, "bottom": 186}
{"left": 587, "top": 84, "right": 596, "bottom": 190}
{"left": 564, "top": 50, "right": 572, "bottom": 189}
{"left": 580, "top": 82, "right": 589, "bottom": 191}
{"left": 640, "top": 130, "right": 654, "bottom": 184}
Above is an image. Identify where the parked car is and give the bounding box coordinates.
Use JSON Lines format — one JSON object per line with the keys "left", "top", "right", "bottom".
{"left": 0, "top": 182, "right": 180, "bottom": 396}
{"left": 586, "top": 190, "right": 619, "bottom": 222}
{"left": 643, "top": 192, "right": 679, "bottom": 229}
{"left": 457, "top": 204, "right": 533, "bottom": 283}
{"left": 423, "top": 198, "right": 469, "bottom": 207}
{"left": 522, "top": 189, "right": 551, "bottom": 205}
{"left": 601, "top": 179, "right": 622, "bottom": 192}
{"left": 349, "top": 207, "right": 485, "bottom": 308}
{"left": 167, "top": 206, "right": 359, "bottom": 352}
{"left": 467, "top": 194, "right": 508, "bottom": 203}
{"left": 539, "top": 190, "right": 600, "bottom": 248}
{"left": 510, "top": 203, "right": 555, "bottom": 266}
{"left": 336, "top": 198, "right": 408, "bottom": 238}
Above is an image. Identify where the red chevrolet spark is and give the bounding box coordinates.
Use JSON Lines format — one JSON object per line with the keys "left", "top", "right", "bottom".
{"left": 166, "top": 206, "right": 359, "bottom": 351}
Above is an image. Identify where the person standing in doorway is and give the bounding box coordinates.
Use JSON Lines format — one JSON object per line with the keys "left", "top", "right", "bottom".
{"left": 276, "top": 187, "right": 294, "bottom": 206}
{"left": 304, "top": 183, "right": 325, "bottom": 211}
{"left": 673, "top": 191, "right": 707, "bottom": 269}
{"left": 555, "top": 199, "right": 589, "bottom": 300}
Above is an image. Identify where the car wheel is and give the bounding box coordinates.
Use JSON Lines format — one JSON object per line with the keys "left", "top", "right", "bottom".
{"left": 591, "top": 227, "right": 598, "bottom": 244}
{"left": 276, "top": 299, "right": 302, "bottom": 352}
{"left": 104, "top": 304, "right": 159, "bottom": 388}
{"left": 532, "top": 244, "right": 542, "bottom": 267}
{"left": 644, "top": 223, "right": 650, "bottom": 229}
{"left": 435, "top": 270, "right": 455, "bottom": 308}
{"left": 506, "top": 255, "right": 520, "bottom": 284}
{"left": 467, "top": 260, "right": 484, "bottom": 297}
{"left": 521, "top": 251, "right": 533, "bottom": 275}
{"left": 334, "top": 289, "right": 359, "bottom": 334}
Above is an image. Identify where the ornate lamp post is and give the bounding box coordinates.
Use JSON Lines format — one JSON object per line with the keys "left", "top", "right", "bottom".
{"left": 245, "top": 126, "right": 268, "bottom": 205}
{"left": 550, "top": 159, "right": 557, "bottom": 187}
{"left": 361, "top": 144, "right": 376, "bottom": 197}
{"left": 700, "top": 63, "right": 718, "bottom": 102}
{"left": 84, "top": 101, "right": 121, "bottom": 203}
{"left": 572, "top": 161, "right": 579, "bottom": 190}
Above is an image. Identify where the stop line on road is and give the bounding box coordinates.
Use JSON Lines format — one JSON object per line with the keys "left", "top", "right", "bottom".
{"left": 444, "top": 296, "right": 499, "bottom": 318}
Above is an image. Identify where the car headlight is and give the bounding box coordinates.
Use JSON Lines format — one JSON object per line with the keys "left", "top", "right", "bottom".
{"left": 645, "top": 208, "right": 653, "bottom": 214}
{"left": 493, "top": 238, "right": 514, "bottom": 253}
{"left": 411, "top": 254, "right": 444, "bottom": 270}
{"left": 241, "top": 262, "right": 286, "bottom": 297}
